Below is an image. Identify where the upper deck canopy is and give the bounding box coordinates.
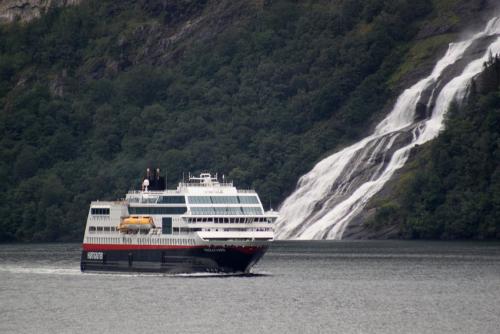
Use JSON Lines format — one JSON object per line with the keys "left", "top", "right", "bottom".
{"left": 127, "top": 172, "right": 256, "bottom": 200}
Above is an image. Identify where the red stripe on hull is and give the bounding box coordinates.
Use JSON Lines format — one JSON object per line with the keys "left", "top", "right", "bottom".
{"left": 82, "top": 243, "right": 266, "bottom": 254}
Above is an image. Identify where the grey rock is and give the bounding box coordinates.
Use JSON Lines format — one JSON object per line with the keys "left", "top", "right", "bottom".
{"left": 0, "top": 0, "right": 81, "bottom": 24}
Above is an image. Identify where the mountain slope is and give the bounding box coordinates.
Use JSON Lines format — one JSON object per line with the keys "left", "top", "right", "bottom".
{"left": 0, "top": 0, "right": 496, "bottom": 241}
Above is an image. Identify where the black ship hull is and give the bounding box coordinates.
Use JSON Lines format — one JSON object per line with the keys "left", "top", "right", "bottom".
{"left": 81, "top": 244, "right": 268, "bottom": 274}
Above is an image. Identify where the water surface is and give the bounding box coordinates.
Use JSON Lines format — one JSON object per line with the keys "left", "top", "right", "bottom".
{"left": 1, "top": 241, "right": 499, "bottom": 333}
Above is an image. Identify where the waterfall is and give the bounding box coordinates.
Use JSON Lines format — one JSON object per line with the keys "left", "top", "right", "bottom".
{"left": 276, "top": 17, "right": 500, "bottom": 240}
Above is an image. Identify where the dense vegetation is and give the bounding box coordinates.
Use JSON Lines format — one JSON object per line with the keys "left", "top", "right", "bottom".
{"left": 369, "top": 57, "right": 500, "bottom": 239}
{"left": 0, "top": 0, "right": 494, "bottom": 241}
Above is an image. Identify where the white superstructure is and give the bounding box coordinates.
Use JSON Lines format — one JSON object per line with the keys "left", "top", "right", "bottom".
{"left": 83, "top": 172, "right": 277, "bottom": 247}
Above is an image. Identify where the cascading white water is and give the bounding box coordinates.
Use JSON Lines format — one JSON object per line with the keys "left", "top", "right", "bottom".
{"left": 276, "top": 17, "right": 500, "bottom": 240}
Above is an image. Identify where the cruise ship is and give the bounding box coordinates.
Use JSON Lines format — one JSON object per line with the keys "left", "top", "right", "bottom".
{"left": 80, "top": 170, "right": 277, "bottom": 274}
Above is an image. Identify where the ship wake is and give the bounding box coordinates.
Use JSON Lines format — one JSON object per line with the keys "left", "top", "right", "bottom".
{"left": 0, "top": 265, "right": 271, "bottom": 277}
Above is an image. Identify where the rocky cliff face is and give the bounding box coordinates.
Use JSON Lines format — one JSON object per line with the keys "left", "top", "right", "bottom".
{"left": 0, "top": 0, "right": 81, "bottom": 23}
{"left": 106, "top": 1, "right": 257, "bottom": 68}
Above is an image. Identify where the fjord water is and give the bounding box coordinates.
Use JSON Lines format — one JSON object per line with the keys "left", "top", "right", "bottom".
{"left": 277, "top": 17, "right": 500, "bottom": 239}
{"left": 1, "top": 242, "right": 499, "bottom": 334}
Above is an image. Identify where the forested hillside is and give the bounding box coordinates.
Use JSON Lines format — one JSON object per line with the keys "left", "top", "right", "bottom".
{"left": 0, "top": 0, "right": 495, "bottom": 241}
{"left": 366, "top": 57, "right": 500, "bottom": 239}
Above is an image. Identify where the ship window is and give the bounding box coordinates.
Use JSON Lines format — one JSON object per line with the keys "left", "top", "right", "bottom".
{"left": 162, "top": 218, "right": 172, "bottom": 235}
{"left": 242, "top": 207, "right": 263, "bottom": 215}
{"left": 192, "top": 207, "right": 250, "bottom": 215}
{"left": 89, "top": 226, "right": 96, "bottom": 231}
{"left": 128, "top": 197, "right": 140, "bottom": 203}
{"left": 104, "top": 227, "right": 110, "bottom": 232}
{"left": 189, "top": 196, "right": 244, "bottom": 204}
{"left": 129, "top": 207, "right": 187, "bottom": 215}
{"left": 158, "top": 196, "right": 186, "bottom": 204}
{"left": 97, "top": 227, "right": 103, "bottom": 231}
{"left": 91, "top": 208, "right": 110, "bottom": 215}
{"left": 188, "top": 196, "right": 212, "bottom": 204}
{"left": 231, "top": 207, "right": 243, "bottom": 215}
{"left": 238, "top": 196, "right": 259, "bottom": 204}
{"left": 191, "top": 207, "right": 215, "bottom": 215}
{"left": 142, "top": 196, "right": 158, "bottom": 203}
{"left": 211, "top": 196, "right": 239, "bottom": 204}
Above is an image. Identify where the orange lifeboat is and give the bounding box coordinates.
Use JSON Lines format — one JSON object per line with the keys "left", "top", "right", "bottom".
{"left": 118, "top": 216, "right": 155, "bottom": 232}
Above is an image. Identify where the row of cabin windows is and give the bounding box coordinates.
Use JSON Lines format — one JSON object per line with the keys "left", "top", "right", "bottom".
{"left": 128, "top": 196, "right": 186, "bottom": 204}
{"left": 158, "top": 196, "right": 185, "bottom": 204}
{"left": 188, "top": 217, "right": 270, "bottom": 224}
{"left": 89, "top": 226, "right": 116, "bottom": 232}
{"left": 191, "top": 207, "right": 263, "bottom": 215}
{"left": 119, "top": 226, "right": 194, "bottom": 236}
{"left": 138, "top": 238, "right": 195, "bottom": 245}
{"left": 91, "top": 208, "right": 110, "bottom": 215}
{"left": 129, "top": 206, "right": 187, "bottom": 215}
{"left": 88, "top": 218, "right": 269, "bottom": 235}
{"left": 129, "top": 206, "right": 262, "bottom": 216}
{"left": 202, "top": 228, "right": 272, "bottom": 232}
{"left": 87, "top": 237, "right": 120, "bottom": 244}
{"left": 188, "top": 196, "right": 259, "bottom": 204}
{"left": 122, "top": 229, "right": 151, "bottom": 235}
{"left": 86, "top": 237, "right": 195, "bottom": 245}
